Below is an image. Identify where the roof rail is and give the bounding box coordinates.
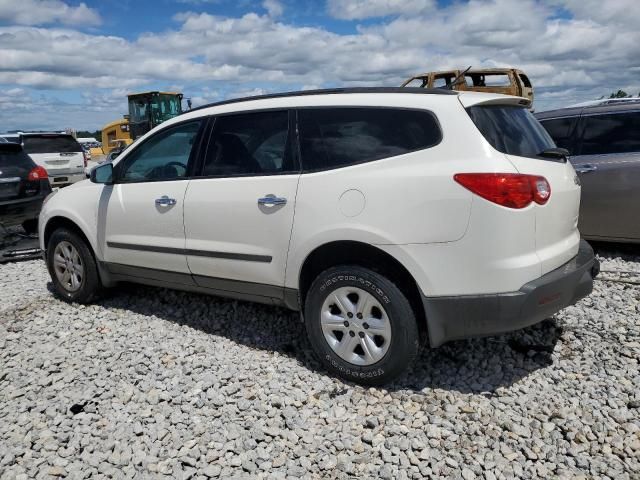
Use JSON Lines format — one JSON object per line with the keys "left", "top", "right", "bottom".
{"left": 186, "top": 87, "right": 458, "bottom": 114}
{"left": 567, "top": 97, "right": 640, "bottom": 108}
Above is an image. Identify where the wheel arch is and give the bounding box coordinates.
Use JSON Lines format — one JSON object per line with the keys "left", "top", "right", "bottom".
{"left": 43, "top": 215, "right": 114, "bottom": 287}
{"left": 43, "top": 216, "right": 93, "bottom": 254}
{"left": 297, "top": 240, "right": 428, "bottom": 342}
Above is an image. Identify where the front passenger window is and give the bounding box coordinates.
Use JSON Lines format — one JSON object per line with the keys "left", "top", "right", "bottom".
{"left": 119, "top": 121, "right": 201, "bottom": 182}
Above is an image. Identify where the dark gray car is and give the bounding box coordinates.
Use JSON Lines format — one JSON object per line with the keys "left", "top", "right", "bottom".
{"left": 536, "top": 100, "right": 640, "bottom": 243}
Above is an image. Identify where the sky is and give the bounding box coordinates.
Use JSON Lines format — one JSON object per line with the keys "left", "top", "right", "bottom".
{"left": 0, "top": 0, "right": 639, "bottom": 131}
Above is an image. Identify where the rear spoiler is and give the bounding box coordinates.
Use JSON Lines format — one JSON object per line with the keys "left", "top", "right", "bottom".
{"left": 0, "top": 142, "right": 23, "bottom": 153}
{"left": 458, "top": 93, "right": 530, "bottom": 109}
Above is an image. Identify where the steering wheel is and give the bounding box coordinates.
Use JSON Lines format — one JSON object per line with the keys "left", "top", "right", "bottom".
{"left": 165, "top": 161, "right": 187, "bottom": 175}
{"left": 145, "top": 161, "right": 188, "bottom": 180}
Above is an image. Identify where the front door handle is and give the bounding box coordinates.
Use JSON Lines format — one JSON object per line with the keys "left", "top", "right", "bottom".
{"left": 155, "top": 195, "right": 177, "bottom": 206}
{"left": 575, "top": 164, "right": 597, "bottom": 174}
{"left": 257, "top": 194, "right": 287, "bottom": 206}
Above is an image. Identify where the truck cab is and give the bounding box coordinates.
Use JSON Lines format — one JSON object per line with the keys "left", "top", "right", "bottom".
{"left": 127, "top": 92, "right": 184, "bottom": 141}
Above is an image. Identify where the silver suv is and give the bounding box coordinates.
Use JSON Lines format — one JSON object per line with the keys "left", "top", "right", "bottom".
{"left": 536, "top": 99, "right": 640, "bottom": 243}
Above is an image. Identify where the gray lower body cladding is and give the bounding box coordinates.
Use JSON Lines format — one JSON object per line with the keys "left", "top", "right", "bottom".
{"left": 423, "top": 239, "right": 599, "bottom": 347}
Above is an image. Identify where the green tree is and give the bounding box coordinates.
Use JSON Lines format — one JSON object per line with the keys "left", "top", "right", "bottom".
{"left": 75, "top": 130, "right": 101, "bottom": 140}
{"left": 609, "top": 90, "right": 630, "bottom": 98}
{"left": 599, "top": 90, "right": 635, "bottom": 100}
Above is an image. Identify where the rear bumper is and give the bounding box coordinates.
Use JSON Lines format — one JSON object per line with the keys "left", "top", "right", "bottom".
{"left": 423, "top": 239, "right": 599, "bottom": 347}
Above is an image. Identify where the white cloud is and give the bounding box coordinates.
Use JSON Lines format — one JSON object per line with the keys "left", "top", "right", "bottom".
{"left": 228, "top": 87, "right": 267, "bottom": 98}
{"left": 554, "top": 0, "right": 640, "bottom": 28}
{"left": 263, "top": 0, "right": 284, "bottom": 18}
{"left": 1, "top": 0, "right": 639, "bottom": 130}
{"left": 327, "top": 0, "right": 434, "bottom": 20}
{"left": 0, "top": 0, "right": 101, "bottom": 26}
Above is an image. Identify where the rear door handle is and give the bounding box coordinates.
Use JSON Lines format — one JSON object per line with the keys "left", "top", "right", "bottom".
{"left": 155, "top": 195, "right": 177, "bottom": 206}
{"left": 575, "top": 164, "right": 597, "bottom": 174}
{"left": 257, "top": 194, "right": 287, "bottom": 206}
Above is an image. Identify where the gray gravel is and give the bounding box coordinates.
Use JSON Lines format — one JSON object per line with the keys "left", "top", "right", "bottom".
{"left": 1, "top": 247, "right": 639, "bottom": 479}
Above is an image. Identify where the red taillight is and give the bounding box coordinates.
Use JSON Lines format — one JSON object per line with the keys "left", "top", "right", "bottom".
{"left": 454, "top": 173, "right": 551, "bottom": 209}
{"left": 28, "top": 166, "right": 48, "bottom": 181}
{"left": 532, "top": 176, "right": 551, "bottom": 204}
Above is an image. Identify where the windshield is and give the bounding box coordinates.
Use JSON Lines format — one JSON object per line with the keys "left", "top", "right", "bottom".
{"left": 22, "top": 135, "right": 82, "bottom": 154}
{"left": 151, "top": 94, "right": 182, "bottom": 124}
{"left": 466, "top": 105, "right": 555, "bottom": 158}
{"left": 128, "top": 94, "right": 182, "bottom": 126}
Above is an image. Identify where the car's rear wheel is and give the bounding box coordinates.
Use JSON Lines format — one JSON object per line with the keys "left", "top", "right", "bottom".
{"left": 304, "top": 265, "right": 420, "bottom": 385}
{"left": 46, "top": 228, "right": 102, "bottom": 303}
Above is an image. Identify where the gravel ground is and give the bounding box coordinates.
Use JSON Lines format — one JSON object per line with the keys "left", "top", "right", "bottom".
{"left": 1, "top": 247, "right": 639, "bottom": 479}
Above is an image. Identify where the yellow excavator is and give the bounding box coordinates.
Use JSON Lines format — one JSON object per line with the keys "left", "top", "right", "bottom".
{"left": 101, "top": 91, "right": 185, "bottom": 154}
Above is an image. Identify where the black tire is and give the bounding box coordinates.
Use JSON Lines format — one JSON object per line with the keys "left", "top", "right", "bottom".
{"left": 22, "top": 218, "right": 38, "bottom": 235}
{"left": 304, "top": 265, "right": 420, "bottom": 386}
{"left": 46, "top": 228, "right": 102, "bottom": 304}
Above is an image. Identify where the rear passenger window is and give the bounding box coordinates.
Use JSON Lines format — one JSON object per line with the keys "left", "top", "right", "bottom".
{"left": 202, "top": 110, "right": 294, "bottom": 177}
{"left": 540, "top": 117, "right": 578, "bottom": 154}
{"left": 580, "top": 112, "right": 640, "bottom": 155}
{"left": 298, "top": 108, "right": 441, "bottom": 171}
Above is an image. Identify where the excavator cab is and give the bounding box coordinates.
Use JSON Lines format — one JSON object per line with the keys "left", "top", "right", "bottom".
{"left": 127, "top": 91, "right": 184, "bottom": 140}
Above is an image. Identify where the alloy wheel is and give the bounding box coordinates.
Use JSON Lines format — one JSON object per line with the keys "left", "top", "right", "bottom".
{"left": 53, "top": 241, "right": 84, "bottom": 292}
{"left": 320, "top": 286, "right": 392, "bottom": 366}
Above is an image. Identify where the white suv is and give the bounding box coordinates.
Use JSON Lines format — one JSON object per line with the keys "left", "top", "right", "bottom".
{"left": 39, "top": 88, "right": 598, "bottom": 384}
{"left": 7, "top": 133, "right": 87, "bottom": 187}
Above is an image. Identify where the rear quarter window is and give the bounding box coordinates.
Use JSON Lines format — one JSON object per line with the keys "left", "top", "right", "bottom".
{"left": 298, "top": 107, "right": 442, "bottom": 172}
{"left": 22, "top": 135, "right": 82, "bottom": 154}
{"left": 466, "top": 105, "right": 555, "bottom": 158}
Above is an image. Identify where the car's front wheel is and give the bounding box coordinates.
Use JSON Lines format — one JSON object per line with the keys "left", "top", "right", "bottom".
{"left": 46, "top": 228, "right": 102, "bottom": 303}
{"left": 304, "top": 265, "right": 420, "bottom": 385}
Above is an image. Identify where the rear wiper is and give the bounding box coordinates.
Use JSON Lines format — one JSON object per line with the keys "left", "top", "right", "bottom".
{"left": 537, "top": 147, "right": 569, "bottom": 162}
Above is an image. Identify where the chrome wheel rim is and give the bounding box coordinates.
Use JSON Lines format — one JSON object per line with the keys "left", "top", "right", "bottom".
{"left": 53, "top": 241, "right": 83, "bottom": 292}
{"left": 320, "top": 286, "right": 392, "bottom": 366}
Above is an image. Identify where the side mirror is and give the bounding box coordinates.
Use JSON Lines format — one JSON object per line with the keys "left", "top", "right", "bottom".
{"left": 90, "top": 163, "right": 114, "bottom": 184}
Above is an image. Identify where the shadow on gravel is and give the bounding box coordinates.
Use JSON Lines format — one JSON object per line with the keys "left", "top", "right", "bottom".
{"left": 589, "top": 240, "right": 640, "bottom": 262}
{"left": 53, "top": 279, "right": 567, "bottom": 396}
{"left": 391, "top": 319, "right": 563, "bottom": 394}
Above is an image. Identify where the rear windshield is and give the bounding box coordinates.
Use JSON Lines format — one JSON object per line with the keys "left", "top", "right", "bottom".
{"left": 22, "top": 135, "right": 82, "bottom": 154}
{"left": 466, "top": 105, "right": 555, "bottom": 158}
{"left": 0, "top": 145, "right": 33, "bottom": 167}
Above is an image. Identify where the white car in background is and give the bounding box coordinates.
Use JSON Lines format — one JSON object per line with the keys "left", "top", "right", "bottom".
{"left": 38, "top": 88, "right": 599, "bottom": 384}
{"left": 5, "top": 133, "right": 87, "bottom": 188}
